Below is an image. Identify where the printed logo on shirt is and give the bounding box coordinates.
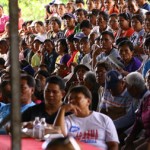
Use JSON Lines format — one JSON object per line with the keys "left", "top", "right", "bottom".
{"left": 69, "top": 126, "right": 80, "bottom": 132}
{"left": 75, "top": 129, "right": 98, "bottom": 143}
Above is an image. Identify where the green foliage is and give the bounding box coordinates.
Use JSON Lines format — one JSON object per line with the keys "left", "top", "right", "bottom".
{"left": 1, "top": 0, "right": 68, "bottom": 21}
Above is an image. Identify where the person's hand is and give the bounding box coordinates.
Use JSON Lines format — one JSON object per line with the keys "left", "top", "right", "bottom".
{"left": 61, "top": 104, "right": 81, "bottom": 115}
{"left": 40, "top": 45, "right": 46, "bottom": 56}
{"left": 92, "top": 47, "right": 105, "bottom": 58}
{"left": 22, "top": 121, "right": 33, "bottom": 129}
{"left": 70, "top": 62, "right": 78, "bottom": 67}
{"left": 116, "top": 67, "right": 128, "bottom": 76}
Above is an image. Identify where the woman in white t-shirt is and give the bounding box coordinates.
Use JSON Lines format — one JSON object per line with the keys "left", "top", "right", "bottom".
{"left": 54, "top": 85, "right": 119, "bottom": 150}
{"left": 34, "top": 21, "right": 47, "bottom": 42}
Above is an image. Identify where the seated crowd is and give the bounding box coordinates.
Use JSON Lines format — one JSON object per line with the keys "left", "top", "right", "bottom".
{"left": 0, "top": 0, "right": 150, "bottom": 149}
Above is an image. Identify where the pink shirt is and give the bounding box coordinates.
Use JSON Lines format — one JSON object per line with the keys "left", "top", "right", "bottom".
{"left": 0, "top": 14, "right": 9, "bottom": 33}
{"left": 18, "top": 18, "right": 24, "bottom": 30}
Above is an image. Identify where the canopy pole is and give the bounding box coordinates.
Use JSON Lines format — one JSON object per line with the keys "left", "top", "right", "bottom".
{"left": 9, "top": 0, "right": 21, "bottom": 149}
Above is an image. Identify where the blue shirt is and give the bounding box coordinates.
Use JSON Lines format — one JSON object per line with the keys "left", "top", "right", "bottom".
{"left": 0, "top": 101, "right": 35, "bottom": 123}
{"left": 96, "top": 48, "right": 120, "bottom": 62}
{"left": 43, "top": 50, "right": 58, "bottom": 73}
{"left": 0, "top": 102, "right": 5, "bottom": 109}
{"left": 142, "top": 3, "right": 150, "bottom": 11}
{"left": 114, "top": 100, "right": 138, "bottom": 130}
{"left": 142, "top": 59, "right": 150, "bottom": 77}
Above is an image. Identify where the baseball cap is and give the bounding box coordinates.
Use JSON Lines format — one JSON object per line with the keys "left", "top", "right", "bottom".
{"left": 49, "top": 0, "right": 61, "bottom": 5}
{"left": 105, "top": 70, "right": 123, "bottom": 89}
{"left": 73, "top": 32, "right": 86, "bottom": 40}
{"left": 62, "top": 13, "right": 76, "bottom": 20}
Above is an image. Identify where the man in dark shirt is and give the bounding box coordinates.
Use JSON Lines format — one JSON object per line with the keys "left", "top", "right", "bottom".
{"left": 22, "top": 75, "right": 66, "bottom": 124}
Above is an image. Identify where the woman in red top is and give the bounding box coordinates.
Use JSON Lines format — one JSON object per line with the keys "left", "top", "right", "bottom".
{"left": 116, "top": 12, "right": 134, "bottom": 41}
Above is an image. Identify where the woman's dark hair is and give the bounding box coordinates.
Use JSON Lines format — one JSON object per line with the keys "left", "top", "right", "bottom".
{"left": 26, "top": 20, "right": 33, "bottom": 26}
{"left": 109, "top": 13, "right": 118, "bottom": 19}
{"left": 119, "top": 13, "right": 131, "bottom": 27}
{"left": 35, "top": 21, "right": 44, "bottom": 26}
{"left": 75, "top": 8, "right": 87, "bottom": 16}
{"left": 34, "top": 70, "right": 49, "bottom": 78}
{"left": 101, "top": 31, "right": 115, "bottom": 40}
{"left": 57, "top": 38, "right": 68, "bottom": 53}
{"left": 98, "top": 11, "right": 109, "bottom": 22}
{"left": 118, "top": 40, "right": 134, "bottom": 51}
{"left": 95, "top": 61, "right": 111, "bottom": 71}
{"left": 39, "top": 63, "right": 49, "bottom": 71}
{"left": 45, "top": 5, "right": 51, "bottom": 14}
{"left": 69, "top": 85, "right": 92, "bottom": 99}
{"left": 44, "top": 39, "right": 54, "bottom": 47}
{"left": 131, "top": 14, "right": 144, "bottom": 24}
{"left": 116, "top": 37, "right": 129, "bottom": 46}
{"left": 80, "top": 20, "right": 92, "bottom": 29}
{"left": 119, "top": 12, "right": 131, "bottom": 20}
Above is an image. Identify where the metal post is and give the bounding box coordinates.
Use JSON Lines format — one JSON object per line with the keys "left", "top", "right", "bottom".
{"left": 9, "top": 0, "right": 21, "bottom": 150}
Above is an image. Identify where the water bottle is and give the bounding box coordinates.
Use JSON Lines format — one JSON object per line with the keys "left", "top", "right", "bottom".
{"left": 39, "top": 118, "right": 47, "bottom": 140}
{"left": 32, "top": 117, "right": 41, "bottom": 138}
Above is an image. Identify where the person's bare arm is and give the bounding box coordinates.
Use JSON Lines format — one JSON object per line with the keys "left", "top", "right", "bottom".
{"left": 106, "top": 141, "right": 119, "bottom": 150}
{"left": 54, "top": 104, "right": 81, "bottom": 137}
{"left": 54, "top": 107, "right": 67, "bottom": 136}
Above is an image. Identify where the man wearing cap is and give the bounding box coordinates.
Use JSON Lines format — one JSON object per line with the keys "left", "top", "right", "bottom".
{"left": 73, "top": 32, "right": 86, "bottom": 64}
{"left": 62, "top": 13, "right": 76, "bottom": 37}
{"left": 102, "top": 70, "right": 138, "bottom": 134}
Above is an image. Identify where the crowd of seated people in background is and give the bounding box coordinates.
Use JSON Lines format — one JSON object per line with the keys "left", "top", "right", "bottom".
{"left": 0, "top": 0, "right": 150, "bottom": 149}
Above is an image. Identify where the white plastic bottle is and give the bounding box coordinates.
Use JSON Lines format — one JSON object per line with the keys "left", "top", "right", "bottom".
{"left": 39, "top": 118, "right": 47, "bottom": 140}
{"left": 32, "top": 117, "right": 41, "bottom": 138}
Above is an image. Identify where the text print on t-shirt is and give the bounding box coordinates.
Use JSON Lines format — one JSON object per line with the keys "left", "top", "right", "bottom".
{"left": 70, "top": 127, "right": 98, "bottom": 144}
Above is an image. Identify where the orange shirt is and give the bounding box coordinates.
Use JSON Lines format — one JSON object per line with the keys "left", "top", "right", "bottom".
{"left": 108, "top": 6, "right": 119, "bottom": 15}
{"left": 116, "top": 27, "right": 134, "bottom": 40}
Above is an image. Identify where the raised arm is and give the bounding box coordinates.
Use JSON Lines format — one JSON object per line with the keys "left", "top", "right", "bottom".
{"left": 54, "top": 104, "right": 80, "bottom": 137}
